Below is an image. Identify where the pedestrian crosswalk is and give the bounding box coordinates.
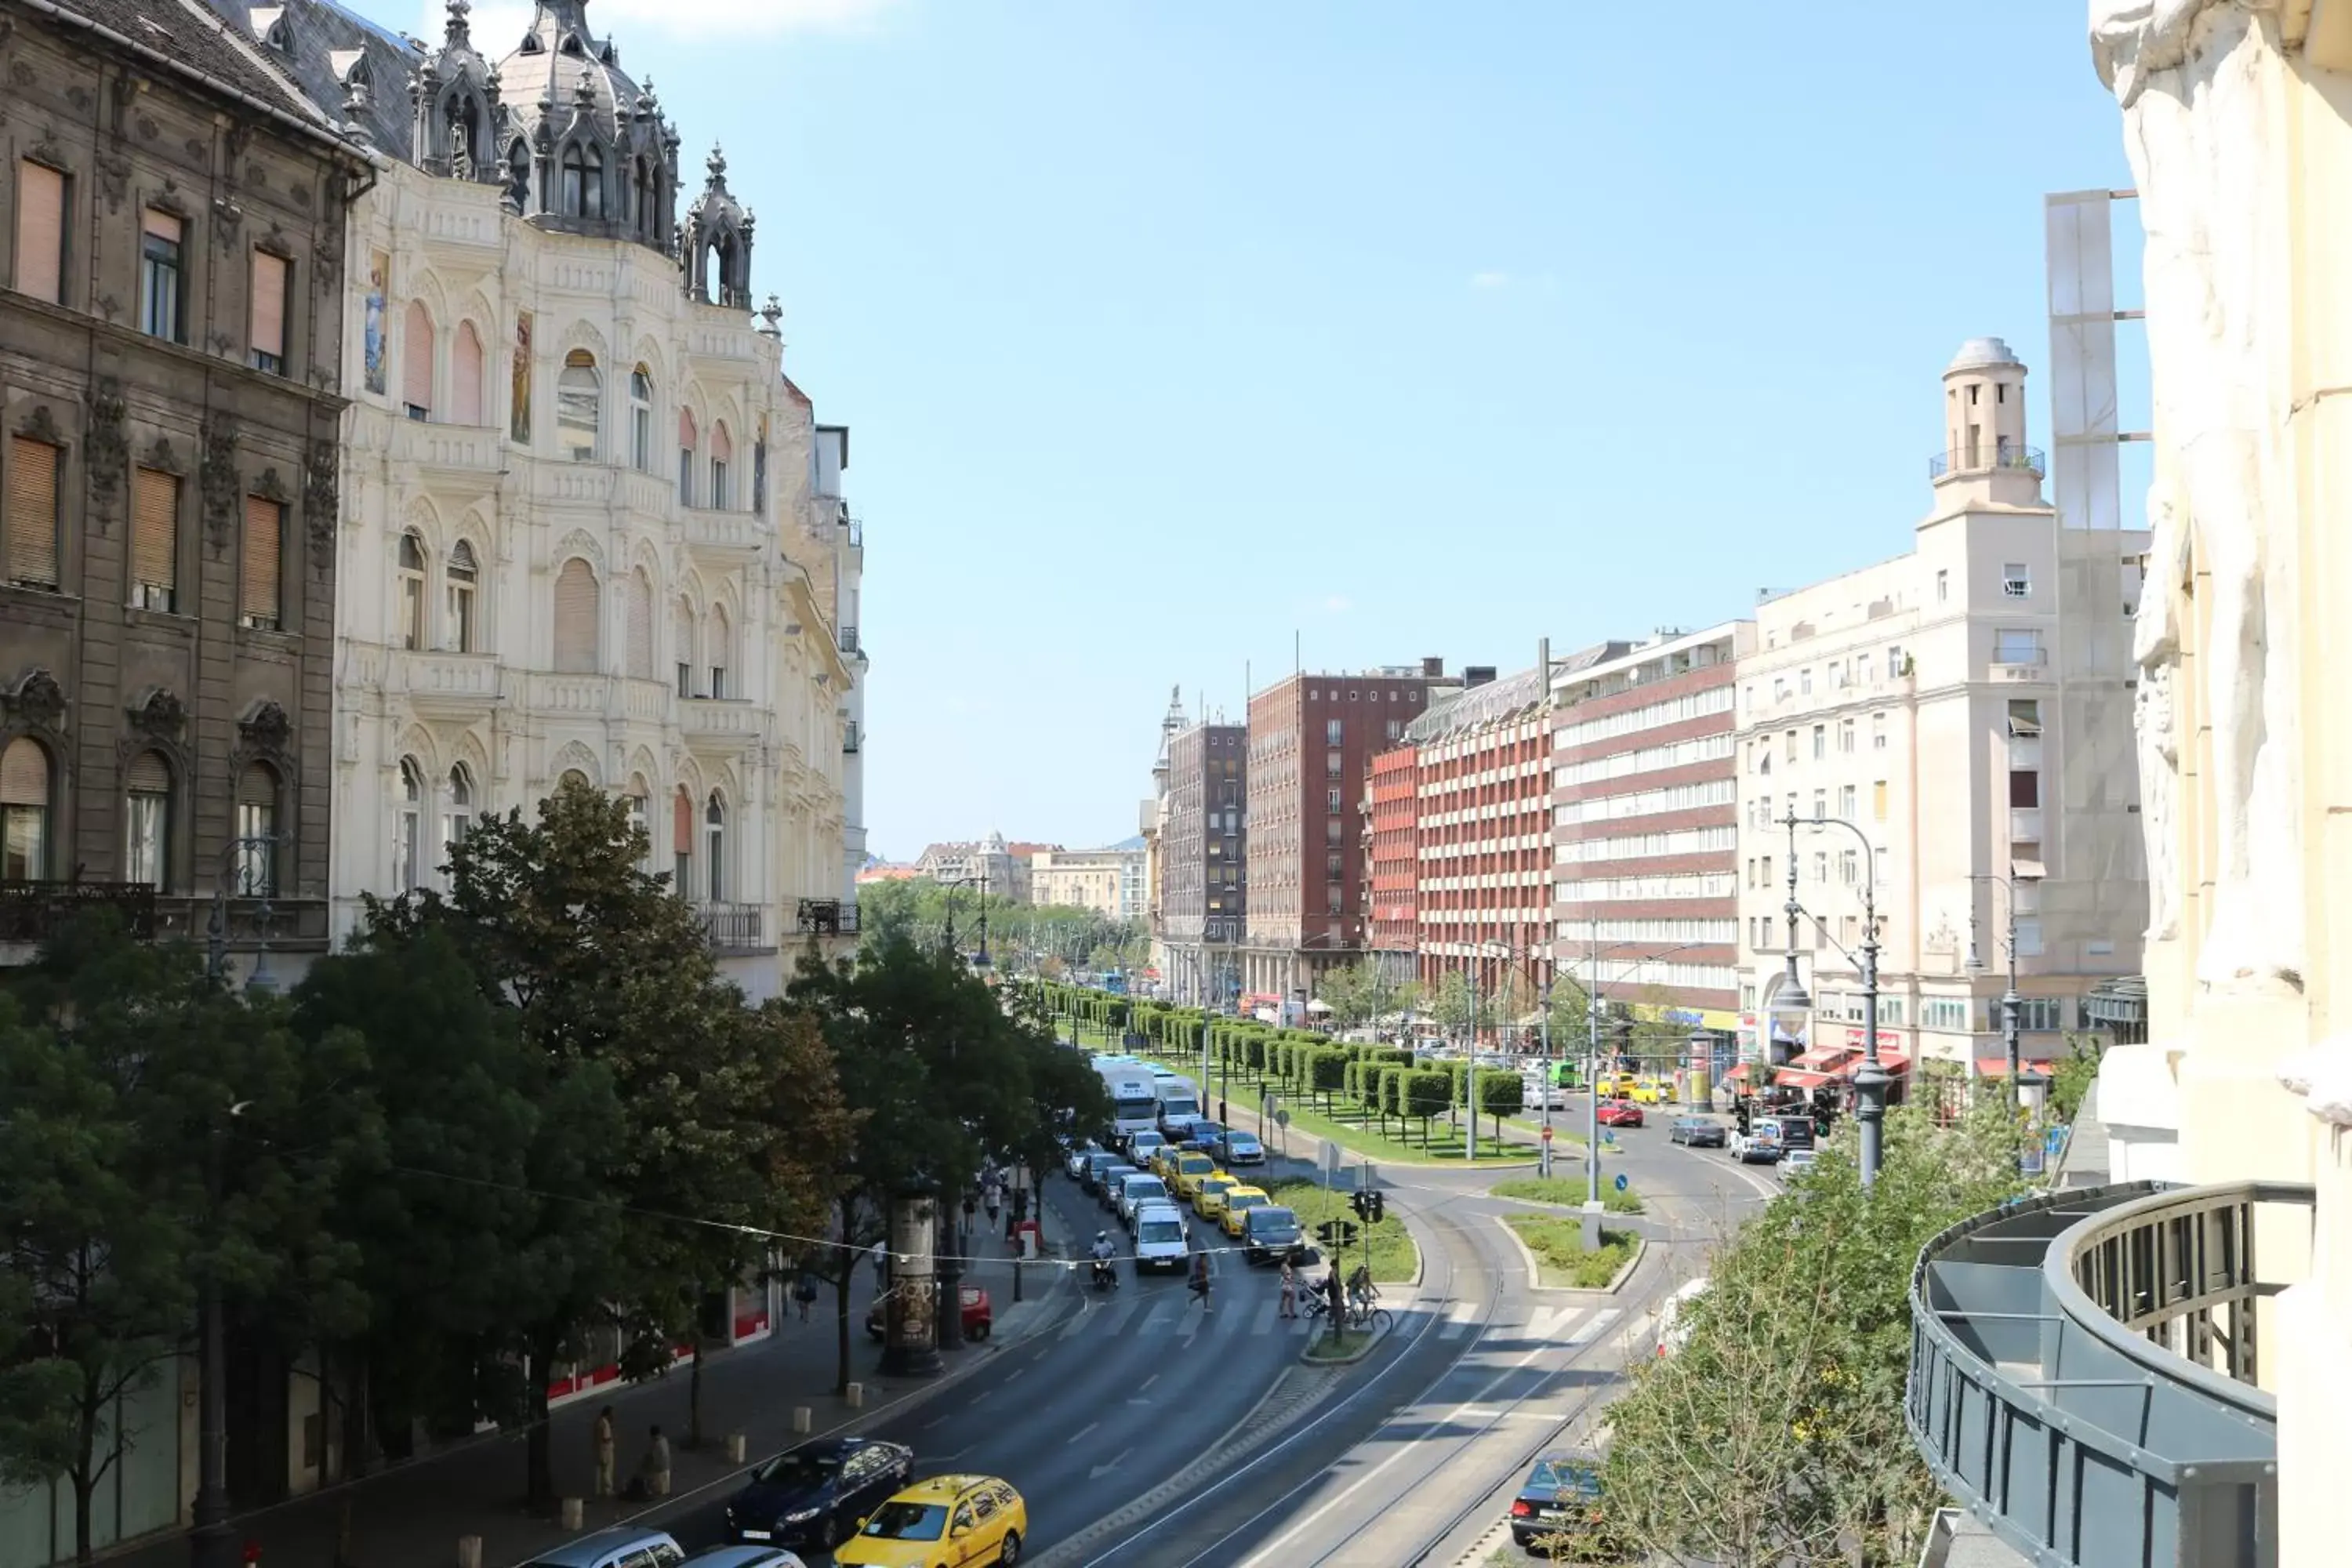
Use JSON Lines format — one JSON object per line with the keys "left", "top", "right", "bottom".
{"left": 1052, "top": 1290, "right": 1624, "bottom": 1349}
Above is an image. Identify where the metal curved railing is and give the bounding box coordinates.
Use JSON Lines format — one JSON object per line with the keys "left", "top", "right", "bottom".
{"left": 1907, "top": 1179, "right": 2313, "bottom": 1568}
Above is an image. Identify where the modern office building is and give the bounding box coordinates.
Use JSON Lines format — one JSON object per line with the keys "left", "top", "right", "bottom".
{"left": 1159, "top": 717, "right": 1246, "bottom": 1006}
{"left": 1241, "top": 662, "right": 1445, "bottom": 1006}
{"left": 1406, "top": 664, "right": 1552, "bottom": 1005}
{"left": 1363, "top": 734, "right": 1422, "bottom": 986}
{"left": 1732, "top": 337, "right": 2146, "bottom": 1107}
{"left": 1551, "top": 626, "right": 1749, "bottom": 1040}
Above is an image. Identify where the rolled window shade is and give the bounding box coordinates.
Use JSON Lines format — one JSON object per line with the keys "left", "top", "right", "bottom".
{"left": 710, "top": 423, "right": 731, "bottom": 464}
{"left": 132, "top": 468, "right": 178, "bottom": 597}
{"left": 673, "top": 789, "right": 692, "bottom": 855}
{"left": 403, "top": 300, "right": 434, "bottom": 412}
{"left": 452, "top": 323, "right": 484, "bottom": 424}
{"left": 552, "top": 558, "right": 598, "bottom": 672}
{"left": 249, "top": 251, "right": 288, "bottom": 361}
{"left": 1, "top": 737, "right": 49, "bottom": 805}
{"left": 125, "top": 752, "right": 171, "bottom": 795}
{"left": 7, "top": 437, "right": 60, "bottom": 587}
{"left": 143, "top": 208, "right": 182, "bottom": 244}
{"left": 15, "top": 161, "right": 65, "bottom": 303}
{"left": 236, "top": 763, "right": 278, "bottom": 807}
{"left": 625, "top": 570, "right": 653, "bottom": 679}
{"left": 241, "top": 497, "right": 282, "bottom": 627}
{"left": 679, "top": 408, "right": 696, "bottom": 450}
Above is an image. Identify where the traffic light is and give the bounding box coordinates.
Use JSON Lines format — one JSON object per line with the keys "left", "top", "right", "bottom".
{"left": 1367, "top": 1189, "right": 1386, "bottom": 1225}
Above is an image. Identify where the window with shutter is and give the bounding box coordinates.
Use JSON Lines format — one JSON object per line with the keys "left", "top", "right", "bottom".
{"left": 672, "top": 786, "right": 693, "bottom": 887}
{"left": 233, "top": 764, "right": 278, "bottom": 895}
{"left": 452, "top": 321, "right": 484, "bottom": 425}
{"left": 241, "top": 497, "right": 283, "bottom": 630}
{"left": 124, "top": 752, "right": 171, "bottom": 889}
{"left": 1, "top": 735, "right": 52, "bottom": 880}
{"left": 403, "top": 300, "right": 434, "bottom": 419}
{"left": 131, "top": 468, "right": 179, "bottom": 612}
{"left": 552, "top": 557, "right": 598, "bottom": 672}
{"left": 140, "top": 209, "right": 183, "bottom": 341}
{"left": 250, "top": 250, "right": 289, "bottom": 372}
{"left": 625, "top": 568, "right": 653, "bottom": 679}
{"left": 7, "top": 436, "right": 60, "bottom": 590}
{"left": 674, "top": 596, "right": 694, "bottom": 695}
{"left": 14, "top": 161, "right": 66, "bottom": 303}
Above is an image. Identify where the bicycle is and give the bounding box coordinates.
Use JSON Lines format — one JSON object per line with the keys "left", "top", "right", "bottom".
{"left": 1347, "top": 1300, "right": 1393, "bottom": 1334}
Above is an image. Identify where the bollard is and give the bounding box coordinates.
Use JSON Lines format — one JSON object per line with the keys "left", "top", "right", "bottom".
{"left": 457, "top": 1536, "right": 483, "bottom": 1568}
{"left": 724, "top": 1432, "right": 746, "bottom": 1464}
{"left": 845, "top": 1381, "right": 864, "bottom": 1409}
{"left": 559, "top": 1497, "right": 583, "bottom": 1530}
{"left": 792, "top": 1406, "right": 811, "bottom": 1435}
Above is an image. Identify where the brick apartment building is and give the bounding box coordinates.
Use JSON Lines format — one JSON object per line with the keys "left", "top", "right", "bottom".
{"left": 1549, "top": 623, "right": 1753, "bottom": 1053}
{"left": 1241, "top": 662, "right": 1445, "bottom": 1008}
{"left": 1403, "top": 664, "right": 1556, "bottom": 1011}
{"left": 1159, "top": 720, "right": 1246, "bottom": 1006}
{"left": 1365, "top": 741, "right": 1420, "bottom": 985}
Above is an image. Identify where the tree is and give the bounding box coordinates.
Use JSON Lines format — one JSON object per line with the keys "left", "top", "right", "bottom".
{"left": 1427, "top": 971, "right": 1475, "bottom": 1040}
{"left": 1313, "top": 962, "right": 1417, "bottom": 1030}
{"left": 1599, "top": 1101, "right": 2029, "bottom": 1566}
{"left": 1403, "top": 1069, "right": 1452, "bottom": 1146}
{"left": 1475, "top": 1070, "right": 1525, "bottom": 1141}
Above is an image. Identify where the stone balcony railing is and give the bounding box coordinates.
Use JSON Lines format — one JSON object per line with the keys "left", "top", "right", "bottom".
{"left": 684, "top": 506, "right": 762, "bottom": 557}
{"left": 679, "top": 697, "right": 762, "bottom": 745}
{"left": 395, "top": 650, "right": 503, "bottom": 712}
{"left": 391, "top": 419, "right": 502, "bottom": 478}
{"left": 1907, "top": 1178, "right": 2312, "bottom": 1567}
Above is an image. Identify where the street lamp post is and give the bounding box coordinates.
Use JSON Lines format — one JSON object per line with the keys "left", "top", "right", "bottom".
{"left": 192, "top": 833, "right": 283, "bottom": 1568}
{"left": 1965, "top": 873, "right": 2025, "bottom": 1106}
{"left": 1781, "top": 811, "right": 1886, "bottom": 1188}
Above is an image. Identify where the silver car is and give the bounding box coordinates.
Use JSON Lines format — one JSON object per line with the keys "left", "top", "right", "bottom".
{"left": 1117, "top": 1172, "right": 1171, "bottom": 1226}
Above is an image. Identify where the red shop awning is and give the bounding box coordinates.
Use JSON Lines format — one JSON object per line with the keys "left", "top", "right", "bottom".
{"left": 1724, "top": 1063, "right": 1752, "bottom": 1084}
{"left": 1975, "top": 1057, "right": 2055, "bottom": 1079}
{"left": 1773, "top": 1069, "right": 1835, "bottom": 1090}
{"left": 1840, "top": 1049, "right": 1911, "bottom": 1076}
{"left": 1791, "top": 1045, "right": 1858, "bottom": 1070}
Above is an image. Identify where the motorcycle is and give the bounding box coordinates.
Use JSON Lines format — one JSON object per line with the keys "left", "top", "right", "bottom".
{"left": 1091, "top": 1257, "right": 1120, "bottom": 1292}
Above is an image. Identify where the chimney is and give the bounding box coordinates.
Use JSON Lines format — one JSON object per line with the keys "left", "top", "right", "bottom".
{"left": 1464, "top": 666, "right": 1497, "bottom": 688}
{"left": 1421, "top": 656, "right": 1444, "bottom": 677}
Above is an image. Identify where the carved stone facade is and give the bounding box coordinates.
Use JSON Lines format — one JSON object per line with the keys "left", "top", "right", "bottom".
{"left": 0, "top": 1, "right": 360, "bottom": 983}
{"left": 218, "top": 0, "right": 862, "bottom": 996}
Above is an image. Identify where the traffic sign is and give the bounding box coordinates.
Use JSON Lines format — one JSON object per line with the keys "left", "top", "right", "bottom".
{"left": 1613, "top": 1173, "right": 1629, "bottom": 1193}
{"left": 1539, "top": 1126, "right": 1555, "bottom": 1142}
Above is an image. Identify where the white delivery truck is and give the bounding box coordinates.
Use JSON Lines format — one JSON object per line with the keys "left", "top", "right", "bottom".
{"left": 1098, "top": 1062, "right": 1163, "bottom": 1142}
{"left": 1155, "top": 1075, "right": 1202, "bottom": 1132}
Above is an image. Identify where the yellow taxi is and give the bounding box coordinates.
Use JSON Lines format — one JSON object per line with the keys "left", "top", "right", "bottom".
{"left": 1149, "top": 1145, "right": 1183, "bottom": 1181}
{"left": 1595, "top": 1071, "right": 1639, "bottom": 1099}
{"left": 1194, "top": 1174, "right": 1239, "bottom": 1221}
{"left": 1170, "top": 1151, "right": 1218, "bottom": 1199}
{"left": 1219, "top": 1185, "right": 1272, "bottom": 1238}
{"left": 1629, "top": 1078, "right": 1671, "bottom": 1105}
{"left": 834, "top": 1473, "right": 1027, "bottom": 1567}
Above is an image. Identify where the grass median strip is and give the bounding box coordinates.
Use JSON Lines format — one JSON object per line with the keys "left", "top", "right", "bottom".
{"left": 1221, "top": 1079, "right": 1529, "bottom": 1168}
{"left": 1505, "top": 1214, "right": 1642, "bottom": 1290}
{"left": 1264, "top": 1178, "right": 1418, "bottom": 1283}
{"left": 1301, "top": 1327, "right": 1377, "bottom": 1363}
{"left": 1490, "top": 1174, "right": 1645, "bottom": 1214}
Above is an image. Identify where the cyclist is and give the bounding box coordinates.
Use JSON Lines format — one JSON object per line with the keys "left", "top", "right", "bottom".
{"left": 1347, "top": 1261, "right": 1379, "bottom": 1319}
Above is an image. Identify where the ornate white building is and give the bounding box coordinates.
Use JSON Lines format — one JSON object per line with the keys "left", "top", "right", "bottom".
{"left": 240, "top": 0, "right": 864, "bottom": 995}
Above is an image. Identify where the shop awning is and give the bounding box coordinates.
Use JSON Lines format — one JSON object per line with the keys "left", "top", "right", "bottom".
{"left": 1974, "top": 1057, "right": 2055, "bottom": 1079}
{"left": 1791, "top": 1045, "right": 1857, "bottom": 1070}
{"left": 1773, "top": 1068, "right": 1835, "bottom": 1090}
{"left": 1839, "top": 1048, "right": 1911, "bottom": 1076}
{"left": 1724, "top": 1063, "right": 1752, "bottom": 1084}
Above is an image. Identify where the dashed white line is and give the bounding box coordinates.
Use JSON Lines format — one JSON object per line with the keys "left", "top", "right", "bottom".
{"left": 1065, "top": 1420, "right": 1099, "bottom": 1446}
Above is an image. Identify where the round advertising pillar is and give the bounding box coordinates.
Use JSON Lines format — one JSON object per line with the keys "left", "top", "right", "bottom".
{"left": 877, "top": 1189, "right": 942, "bottom": 1379}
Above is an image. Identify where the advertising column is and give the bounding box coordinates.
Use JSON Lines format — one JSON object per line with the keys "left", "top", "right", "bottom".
{"left": 878, "top": 1192, "right": 942, "bottom": 1378}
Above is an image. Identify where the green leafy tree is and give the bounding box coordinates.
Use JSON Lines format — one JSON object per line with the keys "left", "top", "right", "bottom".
{"left": 1403, "top": 1069, "right": 1452, "bottom": 1146}
{"left": 1313, "top": 962, "right": 1418, "bottom": 1030}
{"left": 1475, "top": 1069, "right": 1525, "bottom": 1140}
{"left": 1427, "top": 971, "right": 1475, "bottom": 1040}
{"left": 1600, "top": 1101, "right": 2029, "bottom": 1566}
{"left": 1306, "top": 1046, "right": 1349, "bottom": 1112}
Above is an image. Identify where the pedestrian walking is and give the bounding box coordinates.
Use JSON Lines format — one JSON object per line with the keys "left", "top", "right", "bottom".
{"left": 1188, "top": 1248, "right": 1213, "bottom": 1313}
{"left": 1323, "top": 1266, "right": 1344, "bottom": 1325}
{"left": 640, "top": 1423, "right": 671, "bottom": 1499}
{"left": 1278, "top": 1258, "right": 1298, "bottom": 1319}
{"left": 793, "top": 1269, "right": 819, "bottom": 1322}
{"left": 590, "top": 1405, "right": 616, "bottom": 1499}
{"left": 869, "top": 1239, "right": 888, "bottom": 1289}
{"left": 984, "top": 1178, "right": 1002, "bottom": 1228}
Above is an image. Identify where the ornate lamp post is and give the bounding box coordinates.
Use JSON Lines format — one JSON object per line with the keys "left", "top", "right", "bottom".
{"left": 1781, "top": 811, "right": 1886, "bottom": 1187}
{"left": 1965, "top": 871, "right": 2026, "bottom": 1106}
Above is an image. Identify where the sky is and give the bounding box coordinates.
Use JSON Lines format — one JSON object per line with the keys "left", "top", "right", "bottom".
{"left": 364, "top": 0, "right": 2140, "bottom": 858}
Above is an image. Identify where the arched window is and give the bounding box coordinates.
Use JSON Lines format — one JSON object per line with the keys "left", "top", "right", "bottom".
{"left": 445, "top": 763, "right": 474, "bottom": 859}
{"left": 705, "top": 603, "right": 732, "bottom": 699}
{"left": 625, "top": 775, "right": 651, "bottom": 873}
{"left": 710, "top": 422, "right": 732, "bottom": 510}
{"left": 673, "top": 594, "right": 695, "bottom": 695}
{"left": 1, "top": 735, "right": 53, "bottom": 880}
{"left": 395, "top": 756, "right": 425, "bottom": 891}
{"left": 234, "top": 762, "right": 279, "bottom": 895}
{"left": 633, "top": 158, "right": 655, "bottom": 238}
{"left": 561, "top": 142, "right": 604, "bottom": 218}
{"left": 402, "top": 299, "right": 434, "bottom": 420}
{"left": 506, "top": 140, "right": 532, "bottom": 210}
{"left": 672, "top": 784, "right": 693, "bottom": 889}
{"left": 630, "top": 367, "right": 654, "bottom": 471}
{"left": 124, "top": 751, "right": 172, "bottom": 890}
{"left": 677, "top": 408, "right": 698, "bottom": 505}
{"left": 445, "top": 540, "right": 478, "bottom": 652}
{"left": 704, "top": 791, "right": 726, "bottom": 902}
{"left": 556, "top": 349, "right": 600, "bottom": 462}
{"left": 452, "top": 321, "right": 485, "bottom": 425}
{"left": 624, "top": 566, "right": 655, "bottom": 681}
{"left": 552, "top": 557, "right": 599, "bottom": 673}
{"left": 397, "top": 532, "right": 426, "bottom": 650}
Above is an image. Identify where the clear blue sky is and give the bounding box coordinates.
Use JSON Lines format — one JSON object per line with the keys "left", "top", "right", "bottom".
{"left": 372, "top": 0, "right": 2138, "bottom": 858}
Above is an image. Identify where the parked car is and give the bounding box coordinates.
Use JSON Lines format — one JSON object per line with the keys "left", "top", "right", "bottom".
{"left": 1506, "top": 1450, "right": 1633, "bottom": 1559}
{"left": 723, "top": 1438, "right": 913, "bottom": 1554}
{"left": 521, "top": 1529, "right": 687, "bottom": 1568}
{"left": 1596, "top": 1100, "right": 1645, "bottom": 1129}
{"left": 1216, "top": 1129, "right": 1265, "bottom": 1166}
{"left": 1780, "top": 1148, "right": 1820, "bottom": 1180}
{"left": 1668, "top": 1116, "right": 1727, "bottom": 1148}
{"left": 864, "top": 1287, "right": 991, "bottom": 1342}
{"left": 1064, "top": 1139, "right": 1102, "bottom": 1178}
{"left": 834, "top": 1474, "right": 1026, "bottom": 1568}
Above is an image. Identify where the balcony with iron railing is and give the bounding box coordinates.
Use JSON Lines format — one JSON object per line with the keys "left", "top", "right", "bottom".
{"left": 797, "top": 898, "right": 859, "bottom": 938}
{"left": 1929, "top": 442, "right": 2048, "bottom": 481}
{"left": 695, "top": 902, "right": 768, "bottom": 953}
{"left": 1907, "top": 1178, "right": 2312, "bottom": 1568}
{"left": 2, "top": 878, "right": 331, "bottom": 951}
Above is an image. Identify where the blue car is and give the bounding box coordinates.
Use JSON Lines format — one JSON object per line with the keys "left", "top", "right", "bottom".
{"left": 723, "top": 1437, "right": 913, "bottom": 1553}
{"left": 1218, "top": 1130, "right": 1265, "bottom": 1166}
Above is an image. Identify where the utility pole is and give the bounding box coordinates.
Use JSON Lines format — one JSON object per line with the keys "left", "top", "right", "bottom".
{"left": 1782, "top": 811, "right": 1887, "bottom": 1187}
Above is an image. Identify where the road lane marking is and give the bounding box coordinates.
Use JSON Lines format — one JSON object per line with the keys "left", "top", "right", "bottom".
{"left": 1250, "top": 1301, "right": 1279, "bottom": 1337}
{"left": 1567, "top": 1308, "right": 1621, "bottom": 1345}
{"left": 1065, "top": 1421, "right": 1098, "bottom": 1446}
{"left": 1437, "top": 1300, "right": 1479, "bottom": 1341}
{"left": 1004, "top": 1367, "right": 1025, "bottom": 1381}
{"left": 923, "top": 1414, "right": 947, "bottom": 1429}
{"left": 1139, "top": 1372, "right": 1160, "bottom": 1392}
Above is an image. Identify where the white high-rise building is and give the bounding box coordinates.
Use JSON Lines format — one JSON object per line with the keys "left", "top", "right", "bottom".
{"left": 1732, "top": 338, "right": 2147, "bottom": 1106}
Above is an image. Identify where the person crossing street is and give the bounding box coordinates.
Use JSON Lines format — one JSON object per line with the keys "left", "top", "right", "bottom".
{"left": 1187, "top": 1247, "right": 1214, "bottom": 1313}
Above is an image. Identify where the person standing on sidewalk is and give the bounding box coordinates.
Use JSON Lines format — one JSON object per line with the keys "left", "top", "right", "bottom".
{"left": 869, "top": 1239, "right": 887, "bottom": 1289}
{"left": 591, "top": 1406, "right": 616, "bottom": 1498}
{"left": 641, "top": 1424, "right": 672, "bottom": 1499}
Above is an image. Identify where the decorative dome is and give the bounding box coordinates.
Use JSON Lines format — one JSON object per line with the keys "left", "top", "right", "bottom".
{"left": 1946, "top": 336, "right": 2024, "bottom": 374}
{"left": 488, "top": 0, "right": 678, "bottom": 251}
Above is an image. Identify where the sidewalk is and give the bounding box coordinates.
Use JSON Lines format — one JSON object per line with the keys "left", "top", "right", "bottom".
{"left": 103, "top": 1194, "right": 1083, "bottom": 1568}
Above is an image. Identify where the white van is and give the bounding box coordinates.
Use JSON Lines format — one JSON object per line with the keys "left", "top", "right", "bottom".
{"left": 1131, "top": 1202, "right": 1190, "bottom": 1272}
{"left": 1655, "top": 1277, "right": 1708, "bottom": 1359}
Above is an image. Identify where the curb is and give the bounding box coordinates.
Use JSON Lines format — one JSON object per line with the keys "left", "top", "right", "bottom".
{"left": 1298, "top": 1318, "right": 1387, "bottom": 1366}
{"left": 1493, "top": 1214, "right": 1647, "bottom": 1296}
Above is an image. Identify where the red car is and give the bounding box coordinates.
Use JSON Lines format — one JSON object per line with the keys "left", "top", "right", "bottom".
{"left": 863, "top": 1283, "right": 993, "bottom": 1341}
{"left": 1597, "top": 1100, "right": 1646, "bottom": 1129}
